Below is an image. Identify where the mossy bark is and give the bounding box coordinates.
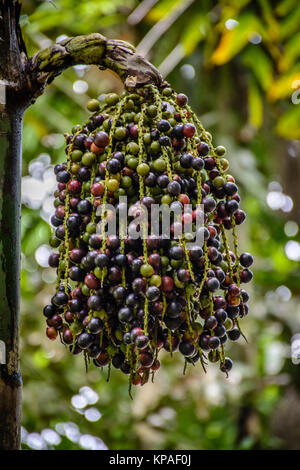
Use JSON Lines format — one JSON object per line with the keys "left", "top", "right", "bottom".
{"left": 0, "top": 0, "right": 25, "bottom": 451}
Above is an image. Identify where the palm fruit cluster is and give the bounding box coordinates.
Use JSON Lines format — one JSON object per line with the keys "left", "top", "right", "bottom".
{"left": 44, "top": 84, "right": 253, "bottom": 392}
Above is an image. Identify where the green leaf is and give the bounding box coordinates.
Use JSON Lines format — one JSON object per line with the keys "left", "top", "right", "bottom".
{"left": 181, "top": 13, "right": 208, "bottom": 55}
{"left": 279, "top": 32, "right": 300, "bottom": 71}
{"left": 276, "top": 104, "right": 300, "bottom": 139}
{"left": 279, "top": 2, "right": 300, "bottom": 40}
{"left": 275, "top": 0, "right": 297, "bottom": 16}
{"left": 211, "top": 13, "right": 263, "bottom": 65}
{"left": 248, "top": 78, "right": 263, "bottom": 129}
{"left": 242, "top": 47, "right": 273, "bottom": 91}
{"left": 147, "top": 0, "right": 182, "bottom": 21}
{"left": 267, "top": 66, "right": 300, "bottom": 101}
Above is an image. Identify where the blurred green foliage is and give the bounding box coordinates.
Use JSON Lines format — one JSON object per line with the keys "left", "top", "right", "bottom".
{"left": 19, "top": 0, "right": 300, "bottom": 450}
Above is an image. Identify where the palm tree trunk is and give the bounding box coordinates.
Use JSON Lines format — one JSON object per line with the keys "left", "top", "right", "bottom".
{"left": 0, "top": 0, "right": 26, "bottom": 450}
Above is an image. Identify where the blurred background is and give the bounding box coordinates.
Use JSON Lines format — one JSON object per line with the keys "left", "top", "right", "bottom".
{"left": 19, "top": 0, "right": 300, "bottom": 450}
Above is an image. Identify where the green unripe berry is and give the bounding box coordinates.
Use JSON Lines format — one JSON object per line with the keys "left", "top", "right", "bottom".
{"left": 170, "top": 259, "right": 183, "bottom": 269}
{"left": 103, "top": 118, "right": 111, "bottom": 131}
{"left": 86, "top": 99, "right": 100, "bottom": 112}
{"left": 151, "top": 186, "right": 161, "bottom": 196}
{"left": 161, "top": 256, "right": 169, "bottom": 268}
{"left": 174, "top": 275, "right": 185, "bottom": 289}
{"left": 105, "top": 93, "right": 119, "bottom": 106}
{"left": 107, "top": 179, "right": 119, "bottom": 192}
{"left": 128, "top": 112, "right": 136, "bottom": 122}
{"left": 71, "top": 163, "right": 80, "bottom": 175}
{"left": 153, "top": 158, "right": 166, "bottom": 172}
{"left": 71, "top": 150, "right": 83, "bottom": 162}
{"left": 122, "top": 112, "right": 132, "bottom": 122}
{"left": 161, "top": 194, "right": 172, "bottom": 205}
{"left": 205, "top": 131, "right": 212, "bottom": 141}
{"left": 120, "top": 176, "right": 132, "bottom": 188}
{"left": 124, "top": 154, "right": 131, "bottom": 164}
{"left": 82, "top": 152, "right": 96, "bottom": 167}
{"left": 219, "top": 260, "right": 228, "bottom": 271}
{"left": 49, "top": 236, "right": 61, "bottom": 248}
{"left": 126, "top": 142, "right": 139, "bottom": 155}
{"left": 83, "top": 181, "right": 91, "bottom": 192}
{"left": 213, "top": 176, "right": 225, "bottom": 188}
{"left": 114, "top": 188, "right": 126, "bottom": 198}
{"left": 140, "top": 263, "right": 154, "bottom": 278}
{"left": 72, "top": 124, "right": 81, "bottom": 134}
{"left": 114, "top": 127, "right": 127, "bottom": 141}
{"left": 220, "top": 158, "right": 229, "bottom": 171}
{"left": 143, "top": 133, "right": 151, "bottom": 145}
{"left": 82, "top": 232, "right": 90, "bottom": 244}
{"left": 150, "top": 275, "right": 162, "bottom": 287}
{"left": 94, "top": 267, "right": 102, "bottom": 279}
{"left": 201, "top": 172, "right": 207, "bottom": 183}
{"left": 150, "top": 141, "right": 161, "bottom": 155}
{"left": 99, "top": 153, "right": 107, "bottom": 162}
{"left": 127, "top": 157, "right": 138, "bottom": 170}
{"left": 224, "top": 318, "right": 234, "bottom": 331}
{"left": 215, "top": 145, "right": 226, "bottom": 156}
{"left": 147, "top": 105, "right": 157, "bottom": 117}
{"left": 125, "top": 99, "right": 135, "bottom": 111}
{"left": 162, "top": 87, "right": 173, "bottom": 96}
{"left": 54, "top": 198, "right": 61, "bottom": 208}
{"left": 81, "top": 284, "right": 91, "bottom": 297}
{"left": 137, "top": 163, "right": 150, "bottom": 176}
{"left": 86, "top": 222, "right": 96, "bottom": 234}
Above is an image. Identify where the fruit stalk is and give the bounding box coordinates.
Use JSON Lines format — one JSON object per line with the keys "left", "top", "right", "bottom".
{"left": 28, "top": 34, "right": 164, "bottom": 101}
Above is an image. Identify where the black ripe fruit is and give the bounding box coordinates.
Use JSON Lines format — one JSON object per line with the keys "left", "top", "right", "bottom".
{"left": 44, "top": 85, "right": 252, "bottom": 391}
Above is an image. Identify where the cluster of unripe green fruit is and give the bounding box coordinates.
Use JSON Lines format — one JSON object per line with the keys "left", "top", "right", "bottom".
{"left": 44, "top": 84, "right": 253, "bottom": 391}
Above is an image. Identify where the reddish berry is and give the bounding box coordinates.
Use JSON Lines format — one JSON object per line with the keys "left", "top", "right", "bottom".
{"left": 94, "top": 131, "right": 109, "bottom": 147}
{"left": 161, "top": 276, "right": 174, "bottom": 292}
{"left": 46, "top": 327, "right": 57, "bottom": 340}
{"left": 67, "top": 180, "right": 81, "bottom": 194}
{"left": 91, "top": 182, "right": 104, "bottom": 196}
{"left": 178, "top": 194, "right": 190, "bottom": 205}
{"left": 183, "top": 123, "right": 196, "bottom": 138}
{"left": 84, "top": 273, "right": 99, "bottom": 290}
{"left": 176, "top": 93, "right": 188, "bottom": 106}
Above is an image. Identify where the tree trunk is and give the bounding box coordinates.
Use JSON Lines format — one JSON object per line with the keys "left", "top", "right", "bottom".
{"left": 0, "top": 104, "right": 23, "bottom": 450}
{"left": 0, "top": 0, "right": 26, "bottom": 450}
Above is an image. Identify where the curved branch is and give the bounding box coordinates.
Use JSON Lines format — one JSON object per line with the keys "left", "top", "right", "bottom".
{"left": 28, "top": 33, "right": 164, "bottom": 101}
